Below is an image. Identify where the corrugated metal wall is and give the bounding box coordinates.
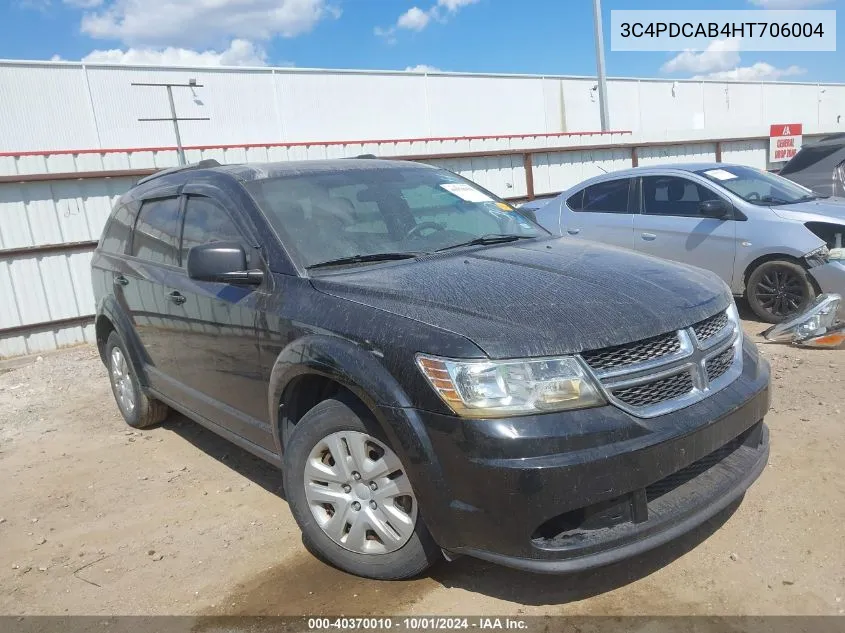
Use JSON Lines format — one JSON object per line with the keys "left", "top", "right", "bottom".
{"left": 2, "top": 58, "right": 843, "bottom": 357}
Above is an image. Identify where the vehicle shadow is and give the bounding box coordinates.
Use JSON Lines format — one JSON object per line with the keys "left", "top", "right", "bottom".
{"left": 160, "top": 412, "right": 286, "bottom": 500}
{"left": 428, "top": 499, "right": 742, "bottom": 606}
{"left": 158, "top": 411, "right": 742, "bottom": 607}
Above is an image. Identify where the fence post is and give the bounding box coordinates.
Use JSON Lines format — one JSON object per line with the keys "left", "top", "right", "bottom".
{"left": 523, "top": 153, "right": 535, "bottom": 200}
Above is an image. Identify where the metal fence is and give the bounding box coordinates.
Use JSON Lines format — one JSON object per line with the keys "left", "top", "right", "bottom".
{"left": 0, "top": 129, "right": 826, "bottom": 358}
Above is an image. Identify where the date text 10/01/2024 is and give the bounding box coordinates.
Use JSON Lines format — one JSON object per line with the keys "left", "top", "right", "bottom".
{"left": 308, "top": 618, "right": 529, "bottom": 630}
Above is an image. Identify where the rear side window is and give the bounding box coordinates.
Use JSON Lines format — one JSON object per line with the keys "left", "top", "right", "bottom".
{"left": 100, "top": 204, "right": 136, "bottom": 254}
{"left": 578, "top": 179, "right": 631, "bottom": 213}
{"left": 180, "top": 197, "right": 242, "bottom": 265}
{"left": 132, "top": 197, "right": 181, "bottom": 266}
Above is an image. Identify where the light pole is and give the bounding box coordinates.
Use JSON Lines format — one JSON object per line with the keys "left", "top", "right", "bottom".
{"left": 592, "top": 0, "right": 611, "bottom": 131}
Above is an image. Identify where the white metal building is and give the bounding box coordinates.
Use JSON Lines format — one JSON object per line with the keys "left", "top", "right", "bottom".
{"left": 1, "top": 60, "right": 844, "bottom": 357}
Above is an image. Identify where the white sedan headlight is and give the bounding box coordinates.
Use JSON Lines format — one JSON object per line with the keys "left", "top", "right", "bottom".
{"left": 416, "top": 354, "right": 606, "bottom": 418}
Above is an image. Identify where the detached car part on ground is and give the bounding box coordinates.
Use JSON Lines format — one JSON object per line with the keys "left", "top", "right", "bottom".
{"left": 532, "top": 163, "right": 845, "bottom": 324}
{"left": 92, "top": 159, "right": 770, "bottom": 580}
{"left": 764, "top": 293, "right": 845, "bottom": 348}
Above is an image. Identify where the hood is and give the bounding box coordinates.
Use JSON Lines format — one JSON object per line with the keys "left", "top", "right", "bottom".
{"left": 311, "top": 238, "right": 731, "bottom": 359}
{"left": 771, "top": 197, "right": 845, "bottom": 224}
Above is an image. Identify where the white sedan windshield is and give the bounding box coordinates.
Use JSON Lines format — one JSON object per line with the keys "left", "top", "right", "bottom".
{"left": 697, "top": 165, "right": 821, "bottom": 206}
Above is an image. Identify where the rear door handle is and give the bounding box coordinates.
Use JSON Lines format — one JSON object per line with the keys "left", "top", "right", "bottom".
{"left": 114, "top": 275, "right": 129, "bottom": 286}
{"left": 167, "top": 291, "right": 187, "bottom": 306}
{"left": 641, "top": 232, "right": 657, "bottom": 241}
{"left": 566, "top": 228, "right": 581, "bottom": 235}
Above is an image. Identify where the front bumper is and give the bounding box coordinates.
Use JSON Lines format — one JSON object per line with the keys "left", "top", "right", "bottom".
{"left": 383, "top": 338, "right": 770, "bottom": 573}
{"left": 809, "top": 261, "right": 845, "bottom": 317}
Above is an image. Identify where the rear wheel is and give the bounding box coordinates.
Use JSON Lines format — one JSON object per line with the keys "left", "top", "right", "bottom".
{"left": 283, "top": 398, "right": 441, "bottom": 579}
{"left": 746, "top": 260, "right": 816, "bottom": 324}
{"left": 105, "top": 331, "right": 168, "bottom": 428}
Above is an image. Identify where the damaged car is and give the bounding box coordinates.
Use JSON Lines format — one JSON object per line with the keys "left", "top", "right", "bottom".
{"left": 92, "top": 159, "right": 770, "bottom": 580}
{"left": 533, "top": 163, "right": 845, "bottom": 323}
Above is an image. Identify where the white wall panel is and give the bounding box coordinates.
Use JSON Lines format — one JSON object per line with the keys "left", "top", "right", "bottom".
{"left": 637, "top": 143, "right": 717, "bottom": 166}
{"left": 425, "top": 75, "right": 547, "bottom": 137}
{"left": 275, "top": 72, "right": 429, "bottom": 142}
{"left": 0, "top": 64, "right": 97, "bottom": 153}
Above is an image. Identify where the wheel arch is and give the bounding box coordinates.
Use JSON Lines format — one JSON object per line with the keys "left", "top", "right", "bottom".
{"left": 94, "top": 296, "right": 152, "bottom": 386}
{"left": 268, "top": 335, "right": 420, "bottom": 458}
{"left": 743, "top": 253, "right": 822, "bottom": 296}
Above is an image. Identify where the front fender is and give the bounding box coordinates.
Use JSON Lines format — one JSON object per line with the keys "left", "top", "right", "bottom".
{"left": 267, "top": 334, "right": 458, "bottom": 546}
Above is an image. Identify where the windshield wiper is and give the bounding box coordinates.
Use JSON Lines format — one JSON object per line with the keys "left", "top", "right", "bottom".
{"left": 436, "top": 234, "right": 535, "bottom": 252}
{"left": 306, "top": 252, "right": 425, "bottom": 270}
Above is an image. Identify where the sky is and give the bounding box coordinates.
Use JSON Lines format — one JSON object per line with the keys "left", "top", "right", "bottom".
{"left": 0, "top": 0, "right": 841, "bottom": 82}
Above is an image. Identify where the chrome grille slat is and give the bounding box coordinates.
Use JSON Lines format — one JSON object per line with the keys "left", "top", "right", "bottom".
{"left": 613, "top": 371, "right": 695, "bottom": 408}
{"left": 693, "top": 312, "right": 730, "bottom": 344}
{"left": 581, "top": 331, "right": 681, "bottom": 372}
{"left": 706, "top": 347, "right": 735, "bottom": 382}
{"left": 578, "top": 306, "right": 743, "bottom": 418}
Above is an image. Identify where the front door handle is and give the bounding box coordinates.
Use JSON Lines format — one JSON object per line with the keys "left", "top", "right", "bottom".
{"left": 641, "top": 232, "right": 657, "bottom": 241}
{"left": 114, "top": 275, "right": 129, "bottom": 286}
{"left": 167, "top": 291, "right": 187, "bottom": 306}
{"left": 566, "top": 228, "right": 581, "bottom": 235}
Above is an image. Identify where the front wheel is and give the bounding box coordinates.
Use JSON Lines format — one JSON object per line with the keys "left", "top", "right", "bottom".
{"left": 283, "top": 398, "right": 441, "bottom": 579}
{"left": 746, "top": 260, "right": 816, "bottom": 324}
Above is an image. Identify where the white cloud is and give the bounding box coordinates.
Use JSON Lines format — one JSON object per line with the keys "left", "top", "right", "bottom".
{"left": 58, "top": 39, "right": 271, "bottom": 67}
{"left": 405, "top": 64, "right": 440, "bottom": 72}
{"left": 63, "top": 0, "right": 104, "bottom": 7}
{"left": 376, "top": 0, "right": 478, "bottom": 40}
{"left": 397, "top": 7, "right": 431, "bottom": 31}
{"left": 437, "top": 0, "right": 479, "bottom": 10}
{"left": 749, "top": 0, "right": 830, "bottom": 7}
{"left": 661, "top": 39, "right": 741, "bottom": 74}
{"left": 79, "top": 0, "right": 338, "bottom": 47}
{"left": 694, "top": 62, "right": 807, "bottom": 81}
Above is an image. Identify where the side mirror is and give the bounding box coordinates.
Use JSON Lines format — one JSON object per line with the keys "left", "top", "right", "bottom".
{"left": 187, "top": 241, "right": 263, "bottom": 285}
{"left": 699, "top": 199, "right": 731, "bottom": 219}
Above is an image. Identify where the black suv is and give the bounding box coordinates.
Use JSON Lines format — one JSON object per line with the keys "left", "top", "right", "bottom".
{"left": 92, "top": 159, "right": 771, "bottom": 579}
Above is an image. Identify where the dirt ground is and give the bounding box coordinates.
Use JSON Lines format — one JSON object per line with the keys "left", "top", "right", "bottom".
{"left": 0, "top": 315, "right": 843, "bottom": 619}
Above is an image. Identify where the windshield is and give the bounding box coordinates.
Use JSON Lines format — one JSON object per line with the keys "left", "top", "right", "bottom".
{"left": 244, "top": 166, "right": 546, "bottom": 268}
{"left": 696, "top": 165, "right": 821, "bottom": 206}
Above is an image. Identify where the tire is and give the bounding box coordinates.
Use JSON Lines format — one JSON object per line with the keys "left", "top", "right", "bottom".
{"left": 283, "top": 398, "right": 441, "bottom": 580}
{"left": 746, "top": 259, "right": 817, "bottom": 324}
{"left": 105, "top": 331, "right": 168, "bottom": 429}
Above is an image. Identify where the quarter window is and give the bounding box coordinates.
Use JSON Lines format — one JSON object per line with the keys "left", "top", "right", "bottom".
{"left": 132, "top": 197, "right": 181, "bottom": 265}
{"left": 101, "top": 204, "right": 137, "bottom": 254}
{"left": 180, "top": 197, "right": 242, "bottom": 265}
{"left": 641, "top": 176, "right": 719, "bottom": 217}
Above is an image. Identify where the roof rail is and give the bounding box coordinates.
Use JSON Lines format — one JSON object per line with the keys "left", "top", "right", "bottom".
{"left": 136, "top": 159, "right": 222, "bottom": 186}
{"left": 346, "top": 154, "right": 378, "bottom": 159}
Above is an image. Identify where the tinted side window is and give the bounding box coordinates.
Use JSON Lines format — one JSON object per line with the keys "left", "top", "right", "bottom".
{"left": 579, "top": 179, "right": 631, "bottom": 213}
{"left": 180, "top": 197, "right": 243, "bottom": 265}
{"left": 101, "top": 204, "right": 137, "bottom": 254}
{"left": 641, "top": 176, "right": 719, "bottom": 217}
{"left": 132, "top": 198, "right": 180, "bottom": 265}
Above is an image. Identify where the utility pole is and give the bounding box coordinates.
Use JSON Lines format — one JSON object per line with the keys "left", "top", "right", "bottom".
{"left": 592, "top": 0, "right": 611, "bottom": 131}
{"left": 132, "top": 80, "right": 210, "bottom": 165}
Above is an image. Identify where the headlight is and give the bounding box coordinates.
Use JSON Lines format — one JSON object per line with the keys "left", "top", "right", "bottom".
{"left": 804, "top": 245, "right": 830, "bottom": 267}
{"left": 416, "top": 354, "right": 605, "bottom": 418}
{"left": 764, "top": 293, "right": 842, "bottom": 345}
